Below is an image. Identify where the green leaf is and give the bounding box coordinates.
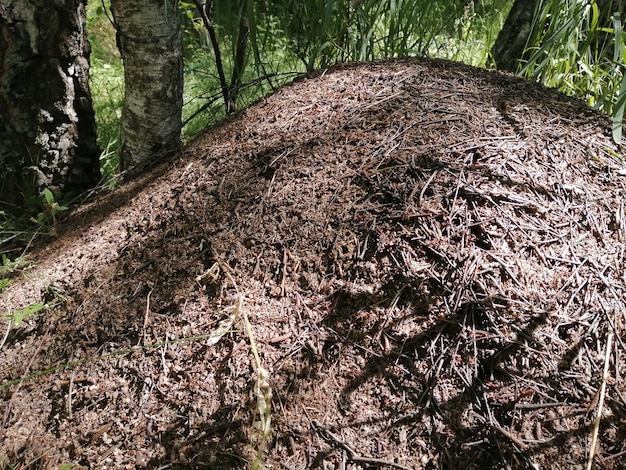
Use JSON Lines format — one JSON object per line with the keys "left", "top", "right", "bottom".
{"left": 612, "top": 72, "right": 626, "bottom": 144}
{"left": 0, "top": 278, "right": 12, "bottom": 291}
{"left": 613, "top": 12, "right": 622, "bottom": 64}
{"left": 53, "top": 202, "right": 69, "bottom": 212}
{"left": 30, "top": 213, "right": 46, "bottom": 225}
{"left": 9, "top": 302, "right": 47, "bottom": 327}
{"left": 43, "top": 188, "right": 55, "bottom": 206}
{"left": 590, "top": 1, "right": 599, "bottom": 32}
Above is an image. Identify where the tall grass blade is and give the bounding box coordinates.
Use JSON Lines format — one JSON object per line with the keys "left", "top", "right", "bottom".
{"left": 613, "top": 12, "right": 622, "bottom": 64}
{"left": 612, "top": 65, "right": 626, "bottom": 143}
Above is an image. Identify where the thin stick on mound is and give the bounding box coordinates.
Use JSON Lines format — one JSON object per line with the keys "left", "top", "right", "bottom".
{"left": 586, "top": 331, "right": 613, "bottom": 470}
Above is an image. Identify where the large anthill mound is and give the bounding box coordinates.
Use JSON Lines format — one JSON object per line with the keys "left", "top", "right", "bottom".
{"left": 1, "top": 58, "right": 626, "bottom": 469}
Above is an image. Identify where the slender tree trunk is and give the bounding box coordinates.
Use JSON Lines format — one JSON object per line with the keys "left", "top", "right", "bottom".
{"left": 0, "top": 0, "right": 100, "bottom": 214}
{"left": 492, "top": 0, "right": 539, "bottom": 72}
{"left": 229, "top": 0, "right": 249, "bottom": 113}
{"left": 110, "top": 0, "right": 183, "bottom": 170}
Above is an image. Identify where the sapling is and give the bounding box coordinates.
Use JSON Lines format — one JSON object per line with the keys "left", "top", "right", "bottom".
{"left": 30, "top": 188, "right": 69, "bottom": 236}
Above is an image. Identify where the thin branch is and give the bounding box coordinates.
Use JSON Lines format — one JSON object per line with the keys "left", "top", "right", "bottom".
{"left": 229, "top": 0, "right": 250, "bottom": 113}
{"left": 194, "top": 0, "right": 229, "bottom": 112}
{"left": 586, "top": 332, "right": 613, "bottom": 470}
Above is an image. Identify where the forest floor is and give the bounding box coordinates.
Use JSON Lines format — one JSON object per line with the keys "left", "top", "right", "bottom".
{"left": 1, "top": 58, "right": 626, "bottom": 469}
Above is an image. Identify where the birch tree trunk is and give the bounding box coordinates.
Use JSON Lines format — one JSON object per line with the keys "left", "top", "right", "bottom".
{"left": 0, "top": 0, "right": 100, "bottom": 214}
{"left": 110, "top": 0, "right": 183, "bottom": 170}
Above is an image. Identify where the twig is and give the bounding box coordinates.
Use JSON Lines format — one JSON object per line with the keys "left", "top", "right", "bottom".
{"left": 67, "top": 370, "right": 75, "bottom": 419}
{"left": 194, "top": 0, "right": 229, "bottom": 112}
{"left": 0, "top": 316, "right": 11, "bottom": 351}
{"left": 586, "top": 332, "right": 613, "bottom": 470}
{"left": 351, "top": 455, "right": 414, "bottom": 469}
{"left": 362, "top": 91, "right": 404, "bottom": 111}
{"left": 418, "top": 170, "right": 439, "bottom": 206}
{"left": 280, "top": 248, "right": 288, "bottom": 297}
{"left": 514, "top": 401, "right": 569, "bottom": 410}
{"left": 142, "top": 289, "right": 153, "bottom": 346}
{"left": 599, "top": 448, "right": 626, "bottom": 463}
{"left": 491, "top": 422, "right": 528, "bottom": 450}
{"left": 312, "top": 420, "right": 413, "bottom": 470}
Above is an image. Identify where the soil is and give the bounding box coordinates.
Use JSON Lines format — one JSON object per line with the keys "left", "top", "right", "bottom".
{"left": 1, "top": 58, "right": 626, "bottom": 470}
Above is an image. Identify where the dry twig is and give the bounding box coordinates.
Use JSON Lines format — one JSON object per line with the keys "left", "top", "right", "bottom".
{"left": 586, "top": 332, "right": 613, "bottom": 470}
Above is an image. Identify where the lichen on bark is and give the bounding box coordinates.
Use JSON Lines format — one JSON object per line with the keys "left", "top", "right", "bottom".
{"left": 0, "top": 0, "right": 100, "bottom": 214}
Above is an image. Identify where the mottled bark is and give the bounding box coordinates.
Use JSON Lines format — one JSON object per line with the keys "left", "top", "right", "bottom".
{"left": 0, "top": 0, "right": 100, "bottom": 213}
{"left": 492, "top": 0, "right": 539, "bottom": 72}
{"left": 110, "top": 0, "right": 183, "bottom": 170}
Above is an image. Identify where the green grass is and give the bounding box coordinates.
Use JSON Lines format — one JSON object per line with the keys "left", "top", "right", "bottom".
{"left": 519, "top": 0, "right": 626, "bottom": 140}
{"left": 520, "top": 0, "right": 612, "bottom": 106}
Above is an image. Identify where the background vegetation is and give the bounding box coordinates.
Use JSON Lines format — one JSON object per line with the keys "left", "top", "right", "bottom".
{"left": 519, "top": 0, "right": 626, "bottom": 141}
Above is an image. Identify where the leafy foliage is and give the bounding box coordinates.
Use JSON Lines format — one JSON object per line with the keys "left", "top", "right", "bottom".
{"left": 7, "top": 302, "right": 46, "bottom": 328}
{"left": 519, "top": 0, "right": 626, "bottom": 141}
{"left": 30, "top": 189, "right": 69, "bottom": 237}
{"left": 0, "top": 188, "right": 69, "bottom": 248}
{"left": 0, "top": 254, "right": 32, "bottom": 279}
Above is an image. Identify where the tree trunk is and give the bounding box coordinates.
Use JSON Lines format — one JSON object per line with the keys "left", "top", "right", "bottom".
{"left": 0, "top": 0, "right": 101, "bottom": 214}
{"left": 492, "top": 0, "right": 539, "bottom": 72}
{"left": 110, "top": 0, "right": 183, "bottom": 170}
